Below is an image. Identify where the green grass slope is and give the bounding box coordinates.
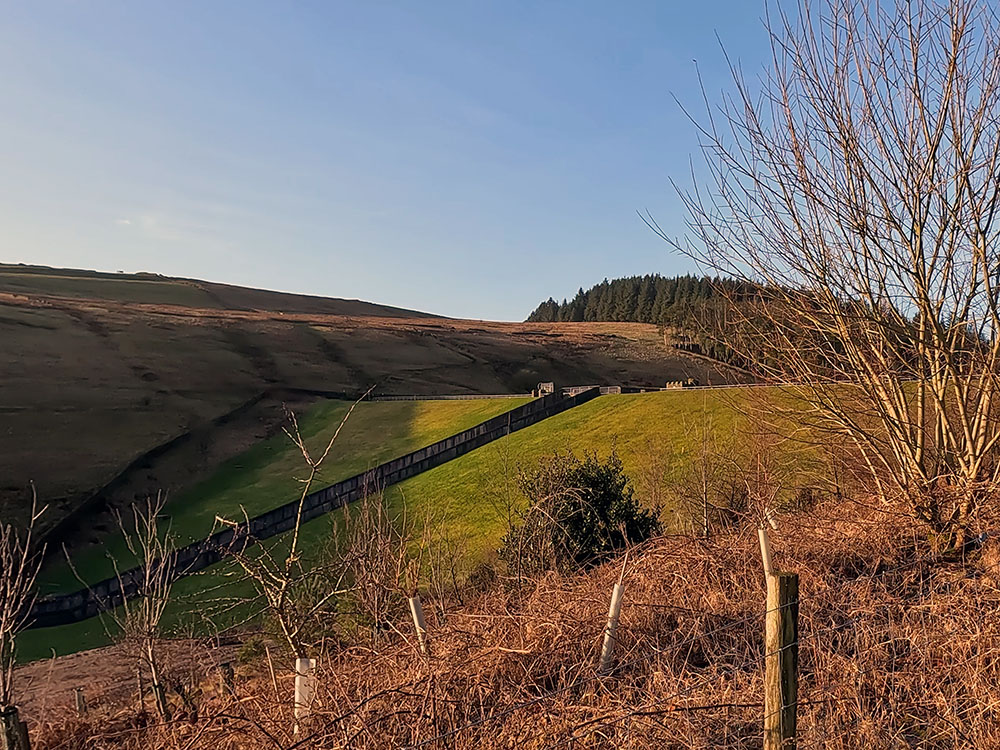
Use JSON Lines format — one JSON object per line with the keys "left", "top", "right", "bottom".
{"left": 383, "top": 389, "right": 742, "bottom": 560}
{"left": 19, "top": 387, "right": 817, "bottom": 662}
{"left": 38, "top": 397, "right": 530, "bottom": 593}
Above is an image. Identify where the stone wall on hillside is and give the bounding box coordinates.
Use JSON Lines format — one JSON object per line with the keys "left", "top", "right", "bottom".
{"left": 369, "top": 393, "right": 532, "bottom": 401}
{"left": 28, "top": 387, "right": 601, "bottom": 630}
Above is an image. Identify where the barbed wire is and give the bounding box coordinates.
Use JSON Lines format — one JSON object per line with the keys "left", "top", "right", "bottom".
{"left": 403, "top": 587, "right": 864, "bottom": 750}
{"left": 402, "top": 606, "right": 773, "bottom": 749}
{"left": 541, "top": 607, "right": 870, "bottom": 749}
{"left": 547, "top": 581, "right": 988, "bottom": 749}
{"left": 50, "top": 518, "right": 994, "bottom": 749}
{"left": 550, "top": 544, "right": 1000, "bottom": 749}
{"left": 401, "top": 538, "right": 991, "bottom": 749}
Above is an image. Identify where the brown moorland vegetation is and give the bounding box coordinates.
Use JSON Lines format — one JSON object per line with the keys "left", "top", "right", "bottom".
{"left": 14, "top": 495, "right": 1000, "bottom": 749}
{"left": 0, "top": 268, "right": 732, "bottom": 537}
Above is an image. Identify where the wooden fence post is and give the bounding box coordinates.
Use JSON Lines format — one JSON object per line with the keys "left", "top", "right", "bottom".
{"left": 74, "top": 687, "right": 87, "bottom": 717}
{"left": 764, "top": 572, "right": 798, "bottom": 750}
{"left": 408, "top": 595, "right": 430, "bottom": 656}
{"left": 0, "top": 706, "right": 29, "bottom": 750}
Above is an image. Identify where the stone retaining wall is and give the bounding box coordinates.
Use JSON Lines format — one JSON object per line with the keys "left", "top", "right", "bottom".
{"left": 369, "top": 393, "right": 532, "bottom": 401}
{"left": 28, "top": 387, "right": 601, "bottom": 629}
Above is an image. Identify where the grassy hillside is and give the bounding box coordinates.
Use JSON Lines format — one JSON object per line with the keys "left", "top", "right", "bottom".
{"left": 220, "top": 388, "right": 817, "bottom": 578}
{"left": 1, "top": 266, "right": 732, "bottom": 538}
{"left": 37, "top": 396, "right": 530, "bottom": 593}
{"left": 18, "top": 388, "right": 815, "bottom": 662}
{"left": 382, "top": 388, "right": 817, "bottom": 565}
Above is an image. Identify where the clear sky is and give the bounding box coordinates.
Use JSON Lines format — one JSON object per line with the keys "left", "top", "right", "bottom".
{"left": 0, "top": 1, "right": 770, "bottom": 321}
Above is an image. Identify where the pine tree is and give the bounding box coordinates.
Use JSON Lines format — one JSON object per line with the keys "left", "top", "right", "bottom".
{"left": 525, "top": 273, "right": 742, "bottom": 368}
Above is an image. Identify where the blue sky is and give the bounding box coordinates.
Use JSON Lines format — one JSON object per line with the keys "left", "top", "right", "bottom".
{"left": 0, "top": 2, "right": 770, "bottom": 320}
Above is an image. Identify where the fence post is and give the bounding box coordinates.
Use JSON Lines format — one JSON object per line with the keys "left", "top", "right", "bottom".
{"left": 599, "top": 553, "right": 629, "bottom": 674}
{"left": 0, "top": 706, "right": 29, "bottom": 750}
{"left": 74, "top": 687, "right": 87, "bottom": 717}
{"left": 599, "top": 581, "right": 625, "bottom": 673}
{"left": 764, "top": 572, "right": 798, "bottom": 750}
{"left": 408, "top": 595, "right": 430, "bottom": 656}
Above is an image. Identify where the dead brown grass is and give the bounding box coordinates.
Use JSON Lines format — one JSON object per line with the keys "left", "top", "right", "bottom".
{"left": 17, "top": 495, "right": 1000, "bottom": 749}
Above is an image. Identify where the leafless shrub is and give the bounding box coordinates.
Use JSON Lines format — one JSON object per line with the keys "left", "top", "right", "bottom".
{"left": 329, "top": 490, "right": 415, "bottom": 641}
{"left": 632, "top": 435, "right": 678, "bottom": 520}
{"left": 484, "top": 433, "right": 519, "bottom": 538}
{"left": 103, "top": 493, "right": 176, "bottom": 720}
{"left": 421, "top": 516, "right": 464, "bottom": 618}
{"left": 665, "top": 414, "right": 744, "bottom": 536}
{"left": 653, "top": 0, "right": 1000, "bottom": 546}
{"left": 0, "top": 485, "right": 44, "bottom": 711}
{"left": 647, "top": 408, "right": 800, "bottom": 537}
{"left": 215, "top": 392, "right": 371, "bottom": 660}
{"left": 329, "top": 485, "right": 465, "bottom": 648}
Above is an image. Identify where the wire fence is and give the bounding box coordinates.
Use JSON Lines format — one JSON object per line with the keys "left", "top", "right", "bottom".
{"left": 392, "top": 541, "right": 975, "bottom": 749}
{"left": 29, "top": 514, "right": 999, "bottom": 750}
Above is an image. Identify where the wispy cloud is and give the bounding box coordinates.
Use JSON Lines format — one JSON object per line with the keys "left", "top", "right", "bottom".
{"left": 114, "top": 218, "right": 131, "bottom": 225}
{"left": 130, "top": 209, "right": 238, "bottom": 259}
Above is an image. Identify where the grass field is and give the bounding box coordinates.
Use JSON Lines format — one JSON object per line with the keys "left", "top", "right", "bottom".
{"left": 381, "top": 389, "right": 749, "bottom": 561}
{"left": 198, "top": 387, "right": 816, "bottom": 581}
{"left": 17, "top": 388, "right": 818, "bottom": 662}
{"left": 37, "top": 397, "right": 531, "bottom": 593}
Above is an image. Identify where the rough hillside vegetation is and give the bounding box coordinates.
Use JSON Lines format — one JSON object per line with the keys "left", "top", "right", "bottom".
{"left": 1, "top": 264, "right": 729, "bottom": 537}
{"left": 15, "top": 495, "right": 1000, "bottom": 750}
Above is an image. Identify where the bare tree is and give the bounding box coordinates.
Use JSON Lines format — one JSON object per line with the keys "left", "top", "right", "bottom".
{"left": 0, "top": 487, "right": 44, "bottom": 713}
{"left": 108, "top": 493, "right": 176, "bottom": 719}
{"left": 330, "top": 488, "right": 414, "bottom": 641}
{"left": 217, "top": 395, "right": 369, "bottom": 660}
{"left": 674, "top": 412, "right": 733, "bottom": 537}
{"left": 657, "top": 0, "right": 1000, "bottom": 544}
